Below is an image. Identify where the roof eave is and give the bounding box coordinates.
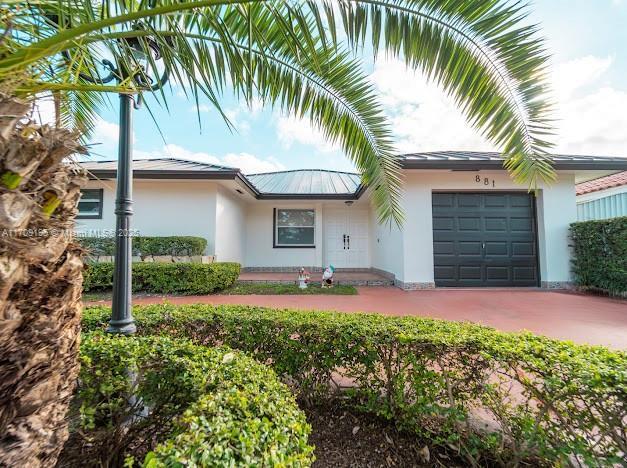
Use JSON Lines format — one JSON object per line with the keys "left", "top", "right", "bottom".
{"left": 88, "top": 169, "right": 241, "bottom": 180}
{"left": 257, "top": 192, "right": 359, "bottom": 200}
{"left": 402, "top": 160, "right": 627, "bottom": 171}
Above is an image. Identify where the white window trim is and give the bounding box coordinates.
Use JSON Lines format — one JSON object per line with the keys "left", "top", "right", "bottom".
{"left": 274, "top": 208, "right": 315, "bottom": 248}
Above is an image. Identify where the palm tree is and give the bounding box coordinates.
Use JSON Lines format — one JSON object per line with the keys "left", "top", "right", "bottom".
{"left": 0, "top": 90, "right": 87, "bottom": 467}
{"left": 0, "top": 0, "right": 554, "bottom": 465}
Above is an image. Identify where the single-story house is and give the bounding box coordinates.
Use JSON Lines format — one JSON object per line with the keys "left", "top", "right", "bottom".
{"left": 77, "top": 151, "right": 627, "bottom": 289}
{"left": 575, "top": 171, "right": 627, "bottom": 221}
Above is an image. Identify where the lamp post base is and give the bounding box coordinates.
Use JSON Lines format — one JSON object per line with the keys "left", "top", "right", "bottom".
{"left": 107, "top": 318, "right": 137, "bottom": 335}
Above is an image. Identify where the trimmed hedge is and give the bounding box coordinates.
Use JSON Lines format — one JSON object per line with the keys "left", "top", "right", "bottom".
{"left": 84, "top": 304, "right": 627, "bottom": 467}
{"left": 83, "top": 262, "right": 240, "bottom": 294}
{"left": 76, "top": 333, "right": 313, "bottom": 466}
{"left": 79, "top": 235, "right": 207, "bottom": 256}
{"left": 570, "top": 216, "right": 627, "bottom": 296}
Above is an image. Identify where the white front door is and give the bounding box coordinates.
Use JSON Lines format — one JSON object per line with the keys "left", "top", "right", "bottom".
{"left": 324, "top": 208, "right": 369, "bottom": 268}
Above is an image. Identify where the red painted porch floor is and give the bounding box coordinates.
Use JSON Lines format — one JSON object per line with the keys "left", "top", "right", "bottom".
{"left": 96, "top": 288, "right": 627, "bottom": 349}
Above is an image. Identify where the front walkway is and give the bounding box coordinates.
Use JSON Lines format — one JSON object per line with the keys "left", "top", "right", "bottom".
{"left": 115, "top": 288, "right": 627, "bottom": 349}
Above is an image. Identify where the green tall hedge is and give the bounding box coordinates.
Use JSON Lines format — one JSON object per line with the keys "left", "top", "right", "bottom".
{"left": 75, "top": 333, "right": 313, "bottom": 466}
{"left": 83, "top": 262, "right": 240, "bottom": 294}
{"left": 78, "top": 235, "right": 207, "bottom": 256}
{"left": 84, "top": 305, "right": 627, "bottom": 467}
{"left": 570, "top": 216, "right": 627, "bottom": 296}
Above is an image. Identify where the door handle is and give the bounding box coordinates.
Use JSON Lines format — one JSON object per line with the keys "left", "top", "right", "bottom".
{"left": 343, "top": 234, "right": 346, "bottom": 250}
{"left": 347, "top": 235, "right": 350, "bottom": 250}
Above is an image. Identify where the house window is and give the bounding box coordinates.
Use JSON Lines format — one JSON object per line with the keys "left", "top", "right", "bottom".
{"left": 77, "top": 189, "right": 103, "bottom": 219}
{"left": 274, "top": 208, "right": 315, "bottom": 247}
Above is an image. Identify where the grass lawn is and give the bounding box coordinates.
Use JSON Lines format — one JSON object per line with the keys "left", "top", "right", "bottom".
{"left": 221, "top": 282, "right": 357, "bottom": 295}
{"left": 82, "top": 291, "right": 113, "bottom": 302}
{"left": 82, "top": 282, "right": 357, "bottom": 301}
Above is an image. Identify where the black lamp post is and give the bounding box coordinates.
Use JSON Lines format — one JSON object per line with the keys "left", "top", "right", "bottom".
{"left": 67, "top": 35, "right": 169, "bottom": 334}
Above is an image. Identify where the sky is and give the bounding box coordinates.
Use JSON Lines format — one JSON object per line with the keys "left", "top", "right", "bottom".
{"left": 80, "top": 0, "right": 627, "bottom": 174}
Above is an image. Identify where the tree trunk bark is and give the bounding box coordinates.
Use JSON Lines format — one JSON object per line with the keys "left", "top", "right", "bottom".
{"left": 0, "top": 93, "right": 87, "bottom": 467}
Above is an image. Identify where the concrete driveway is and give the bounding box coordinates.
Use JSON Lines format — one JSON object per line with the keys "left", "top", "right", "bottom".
{"left": 111, "top": 288, "right": 627, "bottom": 349}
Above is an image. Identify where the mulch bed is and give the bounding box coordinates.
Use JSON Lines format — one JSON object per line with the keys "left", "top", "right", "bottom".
{"left": 57, "top": 404, "right": 464, "bottom": 467}
{"left": 305, "top": 405, "right": 463, "bottom": 467}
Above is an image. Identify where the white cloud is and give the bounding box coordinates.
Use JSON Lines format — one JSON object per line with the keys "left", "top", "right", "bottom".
{"left": 224, "top": 108, "right": 251, "bottom": 135}
{"left": 370, "top": 58, "right": 494, "bottom": 153}
{"left": 551, "top": 55, "right": 612, "bottom": 101}
{"left": 222, "top": 152, "right": 285, "bottom": 174}
{"left": 276, "top": 114, "right": 341, "bottom": 153}
{"left": 555, "top": 85, "right": 627, "bottom": 155}
{"left": 32, "top": 94, "right": 56, "bottom": 126}
{"left": 191, "top": 104, "right": 211, "bottom": 113}
{"left": 550, "top": 55, "right": 627, "bottom": 155}
{"left": 134, "top": 143, "right": 284, "bottom": 174}
{"left": 92, "top": 118, "right": 121, "bottom": 143}
{"left": 370, "top": 55, "right": 627, "bottom": 157}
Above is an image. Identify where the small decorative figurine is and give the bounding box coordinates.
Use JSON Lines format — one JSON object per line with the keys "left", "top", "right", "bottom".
{"left": 321, "top": 265, "right": 335, "bottom": 288}
{"left": 298, "top": 267, "right": 310, "bottom": 289}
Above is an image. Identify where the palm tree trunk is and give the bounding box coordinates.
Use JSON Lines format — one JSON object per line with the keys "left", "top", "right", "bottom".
{"left": 0, "top": 93, "right": 87, "bottom": 467}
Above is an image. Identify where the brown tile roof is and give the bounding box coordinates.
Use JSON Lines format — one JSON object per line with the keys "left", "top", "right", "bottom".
{"left": 576, "top": 171, "right": 627, "bottom": 195}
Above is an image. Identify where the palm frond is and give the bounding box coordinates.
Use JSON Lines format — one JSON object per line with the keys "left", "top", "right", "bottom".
{"left": 0, "top": 0, "right": 556, "bottom": 224}
{"left": 325, "top": 0, "right": 555, "bottom": 186}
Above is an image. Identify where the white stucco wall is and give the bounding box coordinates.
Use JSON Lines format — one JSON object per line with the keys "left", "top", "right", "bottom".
{"left": 215, "top": 186, "right": 246, "bottom": 262}
{"left": 79, "top": 171, "right": 578, "bottom": 285}
{"left": 535, "top": 173, "right": 577, "bottom": 284}
{"left": 76, "top": 180, "right": 218, "bottom": 254}
{"left": 369, "top": 203, "right": 405, "bottom": 279}
{"left": 244, "top": 201, "right": 324, "bottom": 268}
{"left": 370, "top": 170, "right": 577, "bottom": 286}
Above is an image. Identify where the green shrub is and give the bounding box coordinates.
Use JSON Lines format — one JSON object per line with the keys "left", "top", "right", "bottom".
{"left": 78, "top": 235, "right": 208, "bottom": 256}
{"left": 84, "top": 305, "right": 627, "bottom": 467}
{"left": 570, "top": 216, "right": 627, "bottom": 296}
{"left": 77, "top": 333, "right": 313, "bottom": 466}
{"left": 83, "top": 262, "right": 240, "bottom": 294}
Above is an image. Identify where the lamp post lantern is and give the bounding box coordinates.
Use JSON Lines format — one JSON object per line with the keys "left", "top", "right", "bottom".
{"left": 64, "top": 34, "right": 169, "bottom": 334}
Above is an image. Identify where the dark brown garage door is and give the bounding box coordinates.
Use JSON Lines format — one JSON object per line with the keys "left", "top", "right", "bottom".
{"left": 432, "top": 192, "right": 539, "bottom": 287}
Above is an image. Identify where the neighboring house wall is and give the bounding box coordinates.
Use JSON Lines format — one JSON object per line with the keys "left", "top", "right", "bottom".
{"left": 215, "top": 186, "right": 246, "bottom": 263}
{"left": 76, "top": 180, "right": 218, "bottom": 255}
{"left": 576, "top": 185, "right": 627, "bottom": 221}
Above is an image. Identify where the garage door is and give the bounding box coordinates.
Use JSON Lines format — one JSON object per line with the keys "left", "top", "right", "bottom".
{"left": 432, "top": 192, "right": 538, "bottom": 287}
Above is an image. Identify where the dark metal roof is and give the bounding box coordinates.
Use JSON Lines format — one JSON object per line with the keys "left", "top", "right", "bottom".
{"left": 401, "top": 151, "right": 627, "bottom": 170}
{"left": 79, "top": 152, "right": 627, "bottom": 200}
{"left": 80, "top": 158, "right": 235, "bottom": 174}
{"left": 246, "top": 169, "right": 361, "bottom": 197}
{"left": 79, "top": 159, "right": 363, "bottom": 199}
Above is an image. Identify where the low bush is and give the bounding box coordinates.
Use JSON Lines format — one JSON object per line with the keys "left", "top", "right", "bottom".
{"left": 78, "top": 235, "right": 207, "bottom": 256}
{"left": 570, "top": 217, "right": 627, "bottom": 296}
{"left": 83, "top": 262, "right": 240, "bottom": 294}
{"left": 84, "top": 304, "right": 627, "bottom": 467}
{"left": 73, "top": 333, "right": 313, "bottom": 466}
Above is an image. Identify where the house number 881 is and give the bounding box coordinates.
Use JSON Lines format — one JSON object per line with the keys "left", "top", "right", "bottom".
{"left": 476, "top": 175, "right": 495, "bottom": 187}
